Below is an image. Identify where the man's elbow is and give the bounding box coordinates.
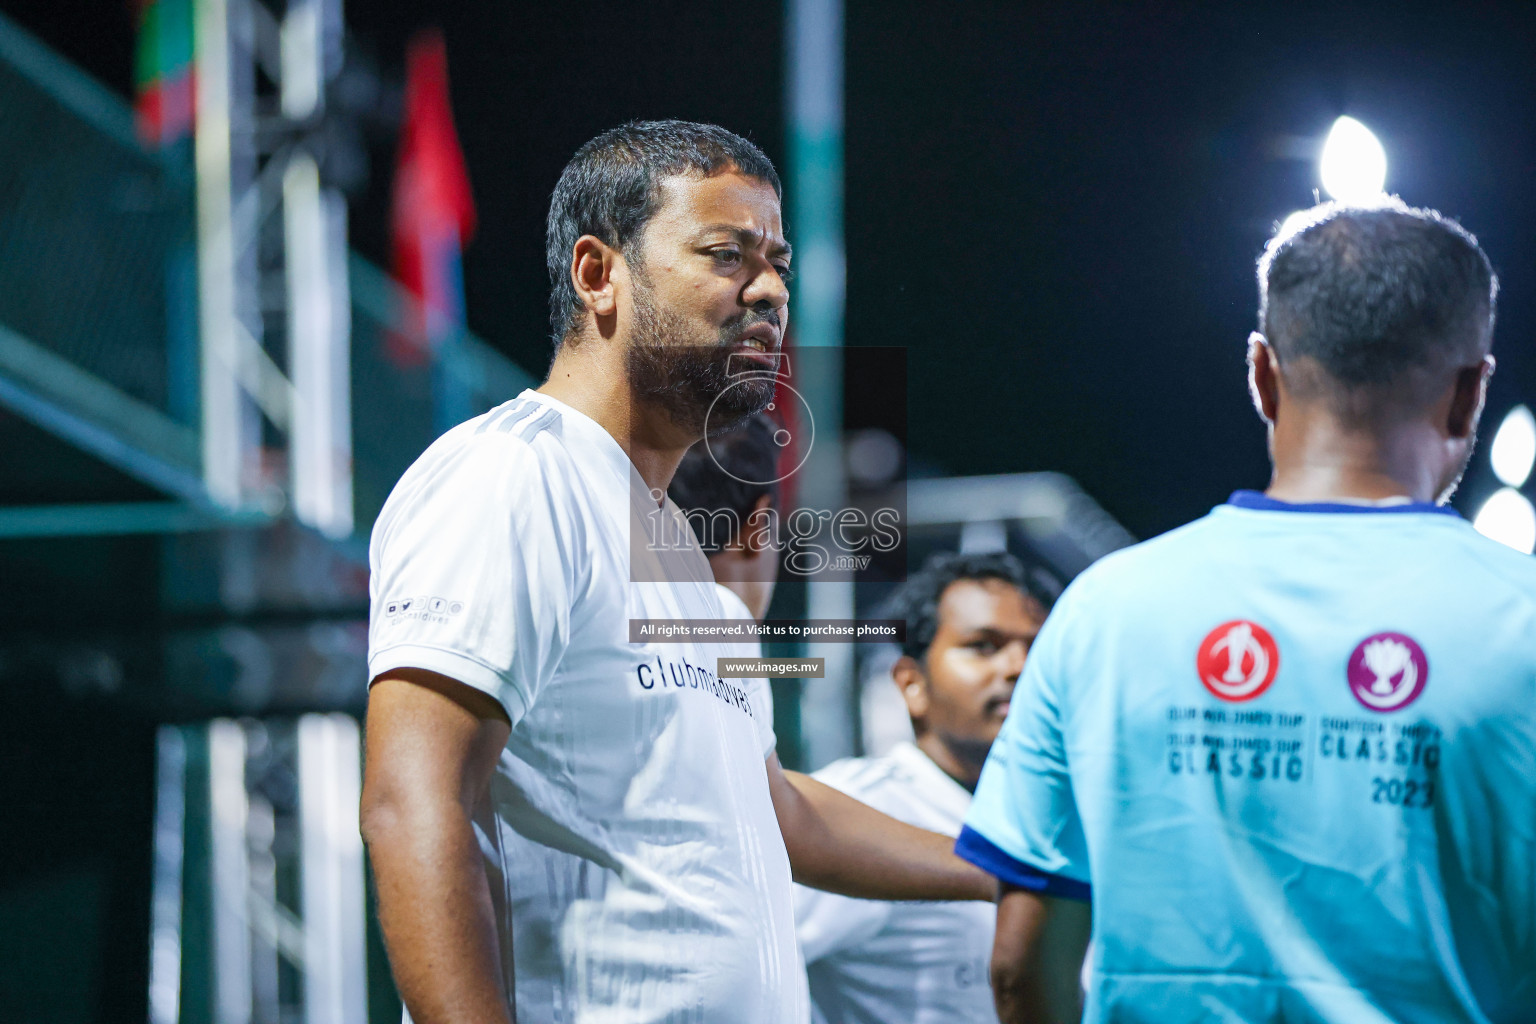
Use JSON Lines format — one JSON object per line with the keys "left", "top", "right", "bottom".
{"left": 359, "top": 774, "right": 408, "bottom": 853}
{"left": 360, "top": 768, "right": 479, "bottom": 858}
{"left": 989, "top": 952, "right": 1031, "bottom": 1011}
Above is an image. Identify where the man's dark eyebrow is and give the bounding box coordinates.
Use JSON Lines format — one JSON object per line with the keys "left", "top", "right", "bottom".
{"left": 698, "top": 224, "right": 792, "bottom": 260}
{"left": 960, "top": 625, "right": 1040, "bottom": 643}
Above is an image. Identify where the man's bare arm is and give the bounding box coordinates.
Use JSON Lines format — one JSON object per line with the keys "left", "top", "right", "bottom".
{"left": 361, "top": 669, "right": 513, "bottom": 1024}
{"left": 766, "top": 753, "right": 994, "bottom": 901}
{"left": 991, "top": 884, "right": 1092, "bottom": 1024}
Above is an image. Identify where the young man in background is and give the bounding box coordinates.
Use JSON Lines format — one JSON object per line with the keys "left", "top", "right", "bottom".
{"left": 797, "top": 552, "right": 1053, "bottom": 1023}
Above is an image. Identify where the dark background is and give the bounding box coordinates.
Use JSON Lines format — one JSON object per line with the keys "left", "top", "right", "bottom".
{"left": 3, "top": 2, "right": 1535, "bottom": 1020}
{"left": 13, "top": 0, "right": 1535, "bottom": 538}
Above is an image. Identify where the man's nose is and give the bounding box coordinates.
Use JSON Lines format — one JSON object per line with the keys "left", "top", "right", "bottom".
{"left": 743, "top": 261, "right": 789, "bottom": 311}
{"left": 996, "top": 641, "right": 1028, "bottom": 682}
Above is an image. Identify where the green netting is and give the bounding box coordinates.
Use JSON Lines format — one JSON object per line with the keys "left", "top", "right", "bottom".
{"left": 348, "top": 256, "right": 536, "bottom": 530}
{"left": 349, "top": 289, "right": 438, "bottom": 530}
{"left": 0, "top": 27, "right": 194, "bottom": 416}
{"left": 0, "top": 12, "right": 535, "bottom": 536}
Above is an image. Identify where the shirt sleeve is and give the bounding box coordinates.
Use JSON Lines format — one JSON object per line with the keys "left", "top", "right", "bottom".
{"left": 958, "top": 609, "right": 1092, "bottom": 901}
{"left": 366, "top": 433, "right": 576, "bottom": 726}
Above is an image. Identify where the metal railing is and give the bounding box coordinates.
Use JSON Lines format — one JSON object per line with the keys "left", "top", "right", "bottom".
{"left": 0, "top": 14, "right": 194, "bottom": 417}
{"left": 0, "top": 10, "right": 535, "bottom": 542}
{"left": 348, "top": 257, "right": 535, "bottom": 531}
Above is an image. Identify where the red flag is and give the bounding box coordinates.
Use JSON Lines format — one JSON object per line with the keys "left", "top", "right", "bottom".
{"left": 389, "top": 29, "right": 476, "bottom": 365}
{"left": 133, "top": 0, "right": 195, "bottom": 147}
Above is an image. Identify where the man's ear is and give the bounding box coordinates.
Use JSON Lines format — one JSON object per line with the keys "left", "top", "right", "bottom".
{"left": 1247, "top": 332, "right": 1281, "bottom": 425}
{"left": 742, "top": 493, "right": 776, "bottom": 553}
{"left": 570, "top": 235, "right": 623, "bottom": 329}
{"left": 891, "top": 656, "right": 929, "bottom": 722}
{"left": 1446, "top": 354, "right": 1495, "bottom": 440}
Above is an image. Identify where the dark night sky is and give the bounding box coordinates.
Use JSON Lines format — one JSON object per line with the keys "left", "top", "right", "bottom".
{"left": 10, "top": 0, "right": 1536, "bottom": 539}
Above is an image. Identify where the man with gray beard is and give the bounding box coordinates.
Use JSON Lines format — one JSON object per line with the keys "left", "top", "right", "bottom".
{"left": 361, "top": 121, "right": 993, "bottom": 1024}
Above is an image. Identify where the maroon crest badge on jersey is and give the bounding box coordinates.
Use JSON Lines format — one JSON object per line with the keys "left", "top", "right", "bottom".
{"left": 1347, "top": 632, "right": 1428, "bottom": 712}
{"left": 1197, "top": 620, "right": 1279, "bottom": 702}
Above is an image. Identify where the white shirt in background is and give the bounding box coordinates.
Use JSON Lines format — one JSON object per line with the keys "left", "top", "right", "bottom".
{"left": 713, "top": 583, "right": 756, "bottom": 626}
{"left": 794, "top": 741, "right": 997, "bottom": 1024}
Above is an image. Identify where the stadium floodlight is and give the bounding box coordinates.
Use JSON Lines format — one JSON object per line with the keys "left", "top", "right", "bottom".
{"left": 1472, "top": 487, "right": 1536, "bottom": 554}
{"left": 1489, "top": 404, "right": 1536, "bottom": 488}
{"left": 1320, "top": 116, "right": 1387, "bottom": 203}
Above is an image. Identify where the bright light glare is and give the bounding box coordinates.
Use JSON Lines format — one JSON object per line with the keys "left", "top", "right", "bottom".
{"left": 1320, "top": 116, "right": 1387, "bottom": 202}
{"left": 1277, "top": 208, "right": 1319, "bottom": 239}
{"left": 1473, "top": 487, "right": 1536, "bottom": 554}
{"left": 1490, "top": 405, "right": 1536, "bottom": 488}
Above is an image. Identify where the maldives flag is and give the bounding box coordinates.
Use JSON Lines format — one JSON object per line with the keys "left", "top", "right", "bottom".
{"left": 133, "top": 0, "right": 195, "bottom": 147}
{"left": 389, "top": 29, "right": 476, "bottom": 366}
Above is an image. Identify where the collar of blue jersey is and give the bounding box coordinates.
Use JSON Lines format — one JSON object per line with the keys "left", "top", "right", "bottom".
{"left": 1226, "top": 490, "right": 1462, "bottom": 517}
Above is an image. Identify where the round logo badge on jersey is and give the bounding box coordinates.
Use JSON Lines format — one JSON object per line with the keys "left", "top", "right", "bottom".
{"left": 1346, "top": 632, "right": 1428, "bottom": 712}
{"left": 1197, "top": 620, "right": 1280, "bottom": 702}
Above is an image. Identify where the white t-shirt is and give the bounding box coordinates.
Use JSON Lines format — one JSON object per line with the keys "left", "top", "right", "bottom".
{"left": 712, "top": 585, "right": 778, "bottom": 727}
{"left": 368, "top": 390, "right": 803, "bottom": 1024}
{"left": 714, "top": 583, "right": 756, "bottom": 627}
{"left": 795, "top": 742, "right": 997, "bottom": 1024}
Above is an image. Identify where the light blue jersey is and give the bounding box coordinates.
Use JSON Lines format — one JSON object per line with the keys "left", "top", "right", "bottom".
{"left": 959, "top": 492, "right": 1536, "bottom": 1024}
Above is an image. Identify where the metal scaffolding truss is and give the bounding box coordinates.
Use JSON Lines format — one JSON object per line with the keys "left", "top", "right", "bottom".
{"left": 150, "top": 716, "right": 368, "bottom": 1024}
{"left": 196, "top": 0, "right": 353, "bottom": 538}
